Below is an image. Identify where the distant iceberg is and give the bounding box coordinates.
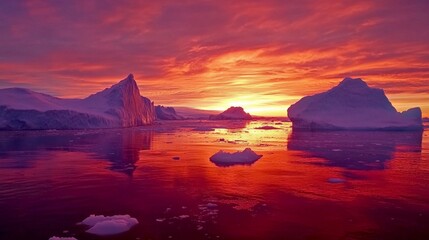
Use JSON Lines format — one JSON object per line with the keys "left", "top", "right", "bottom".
{"left": 210, "top": 148, "right": 262, "bottom": 166}
{"left": 81, "top": 214, "right": 139, "bottom": 236}
{"left": 155, "top": 105, "right": 185, "bottom": 120}
{"left": 0, "top": 74, "right": 155, "bottom": 130}
{"left": 209, "top": 106, "right": 252, "bottom": 120}
{"left": 287, "top": 77, "right": 423, "bottom": 130}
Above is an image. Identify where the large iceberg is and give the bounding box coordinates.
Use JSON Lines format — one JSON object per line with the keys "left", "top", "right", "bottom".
{"left": 0, "top": 74, "right": 155, "bottom": 130}
{"left": 209, "top": 106, "right": 252, "bottom": 120}
{"left": 287, "top": 77, "right": 423, "bottom": 130}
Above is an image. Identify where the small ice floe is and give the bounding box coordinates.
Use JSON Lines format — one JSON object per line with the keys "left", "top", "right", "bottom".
{"left": 49, "top": 237, "right": 77, "bottom": 240}
{"left": 327, "top": 178, "right": 345, "bottom": 183}
{"left": 80, "top": 214, "right": 138, "bottom": 236}
{"left": 331, "top": 149, "right": 342, "bottom": 152}
{"left": 210, "top": 148, "right": 262, "bottom": 166}
{"left": 172, "top": 156, "right": 180, "bottom": 160}
{"left": 179, "top": 215, "right": 190, "bottom": 219}
{"left": 192, "top": 127, "right": 215, "bottom": 131}
{"left": 206, "top": 203, "right": 218, "bottom": 208}
{"left": 156, "top": 218, "right": 166, "bottom": 222}
{"left": 255, "top": 126, "right": 279, "bottom": 130}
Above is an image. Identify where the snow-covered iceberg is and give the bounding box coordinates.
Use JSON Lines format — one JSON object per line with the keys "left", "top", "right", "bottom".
{"left": 210, "top": 148, "right": 262, "bottom": 166}
{"left": 81, "top": 214, "right": 139, "bottom": 236}
{"left": 0, "top": 74, "right": 155, "bottom": 130}
{"left": 209, "top": 106, "right": 252, "bottom": 120}
{"left": 155, "top": 105, "right": 185, "bottom": 120}
{"left": 287, "top": 77, "right": 423, "bottom": 130}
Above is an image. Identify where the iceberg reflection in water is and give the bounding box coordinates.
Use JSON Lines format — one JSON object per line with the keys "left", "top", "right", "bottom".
{"left": 287, "top": 130, "right": 422, "bottom": 170}
{"left": 0, "top": 129, "right": 153, "bottom": 175}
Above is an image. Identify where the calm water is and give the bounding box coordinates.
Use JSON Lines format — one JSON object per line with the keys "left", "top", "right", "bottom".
{"left": 0, "top": 120, "right": 428, "bottom": 240}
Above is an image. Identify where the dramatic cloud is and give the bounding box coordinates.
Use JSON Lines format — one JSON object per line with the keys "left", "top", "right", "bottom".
{"left": 1, "top": 0, "right": 428, "bottom": 116}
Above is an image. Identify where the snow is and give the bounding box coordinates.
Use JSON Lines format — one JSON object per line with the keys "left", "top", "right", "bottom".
{"left": 155, "top": 105, "right": 185, "bottom": 120}
{"left": 287, "top": 77, "right": 423, "bottom": 130}
{"left": 209, "top": 106, "right": 252, "bottom": 120}
{"left": 210, "top": 148, "right": 262, "bottom": 166}
{"left": 0, "top": 74, "right": 155, "bottom": 130}
{"left": 81, "top": 214, "right": 139, "bottom": 236}
{"left": 48, "top": 237, "right": 78, "bottom": 240}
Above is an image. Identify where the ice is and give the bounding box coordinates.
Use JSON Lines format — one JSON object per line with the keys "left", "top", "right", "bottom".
{"left": 0, "top": 74, "right": 155, "bottom": 130}
{"left": 209, "top": 106, "right": 252, "bottom": 120}
{"left": 287, "top": 77, "right": 423, "bottom": 130}
{"left": 81, "top": 214, "right": 138, "bottom": 236}
{"left": 48, "top": 237, "right": 78, "bottom": 240}
{"left": 255, "top": 126, "right": 279, "bottom": 130}
{"left": 327, "top": 178, "right": 345, "bottom": 183}
{"left": 174, "top": 107, "right": 221, "bottom": 119}
{"left": 155, "top": 105, "right": 185, "bottom": 120}
{"left": 210, "top": 148, "right": 262, "bottom": 166}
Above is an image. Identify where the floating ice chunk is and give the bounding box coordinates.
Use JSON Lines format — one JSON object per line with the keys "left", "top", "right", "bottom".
{"left": 81, "top": 214, "right": 138, "bottom": 236}
{"left": 210, "top": 148, "right": 262, "bottom": 166}
{"left": 327, "top": 178, "right": 345, "bottom": 183}
{"left": 206, "top": 203, "right": 218, "bottom": 208}
{"left": 49, "top": 237, "right": 78, "bottom": 240}
{"left": 255, "top": 126, "right": 279, "bottom": 130}
{"left": 192, "top": 127, "right": 215, "bottom": 131}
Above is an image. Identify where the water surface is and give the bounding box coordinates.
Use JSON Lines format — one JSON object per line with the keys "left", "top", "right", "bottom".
{"left": 0, "top": 120, "right": 428, "bottom": 240}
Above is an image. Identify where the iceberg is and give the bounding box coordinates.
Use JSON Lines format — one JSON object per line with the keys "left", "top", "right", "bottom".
{"left": 287, "top": 77, "right": 423, "bottom": 130}
{"left": 155, "top": 105, "right": 185, "bottom": 120}
{"left": 210, "top": 148, "right": 262, "bottom": 166}
{"left": 81, "top": 214, "right": 139, "bottom": 236}
{"left": 0, "top": 74, "right": 155, "bottom": 130}
{"left": 209, "top": 106, "right": 252, "bottom": 120}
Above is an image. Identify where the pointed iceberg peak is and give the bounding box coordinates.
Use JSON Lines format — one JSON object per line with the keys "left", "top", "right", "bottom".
{"left": 120, "top": 73, "right": 136, "bottom": 84}
{"left": 127, "top": 73, "right": 135, "bottom": 80}
{"left": 113, "top": 73, "right": 138, "bottom": 90}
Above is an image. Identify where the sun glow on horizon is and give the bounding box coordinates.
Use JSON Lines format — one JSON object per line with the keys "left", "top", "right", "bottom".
{"left": 0, "top": 1, "right": 428, "bottom": 117}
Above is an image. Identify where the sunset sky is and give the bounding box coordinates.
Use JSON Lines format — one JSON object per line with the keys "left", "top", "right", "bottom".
{"left": 1, "top": 0, "right": 429, "bottom": 116}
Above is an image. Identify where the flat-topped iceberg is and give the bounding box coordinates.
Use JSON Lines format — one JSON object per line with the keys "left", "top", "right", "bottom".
{"left": 287, "top": 77, "right": 423, "bottom": 130}
{"left": 210, "top": 148, "right": 262, "bottom": 166}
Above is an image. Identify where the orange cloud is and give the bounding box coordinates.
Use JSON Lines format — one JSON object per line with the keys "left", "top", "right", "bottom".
{"left": 0, "top": 0, "right": 428, "bottom": 116}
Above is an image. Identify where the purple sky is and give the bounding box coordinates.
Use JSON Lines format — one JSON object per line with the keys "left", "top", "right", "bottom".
{"left": 1, "top": 0, "right": 429, "bottom": 116}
